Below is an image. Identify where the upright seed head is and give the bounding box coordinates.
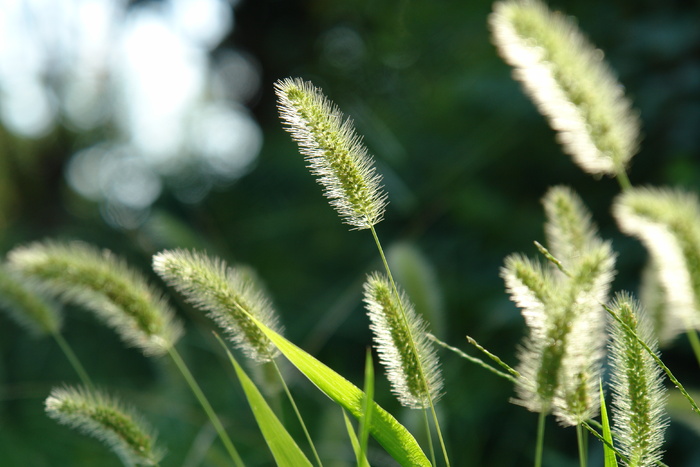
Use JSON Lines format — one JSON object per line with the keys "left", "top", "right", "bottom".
{"left": 275, "top": 77, "right": 388, "bottom": 230}
{"left": 608, "top": 293, "right": 668, "bottom": 467}
{"left": 7, "top": 240, "right": 182, "bottom": 356}
{"left": 363, "top": 273, "right": 443, "bottom": 409}
{"left": 490, "top": 0, "right": 640, "bottom": 177}
{"left": 45, "top": 385, "right": 163, "bottom": 466}
{"left": 504, "top": 190, "right": 614, "bottom": 423}
{"left": 153, "top": 249, "right": 282, "bottom": 363}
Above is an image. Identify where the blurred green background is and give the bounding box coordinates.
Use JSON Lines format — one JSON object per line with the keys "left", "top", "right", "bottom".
{"left": 1, "top": 0, "right": 699, "bottom": 465}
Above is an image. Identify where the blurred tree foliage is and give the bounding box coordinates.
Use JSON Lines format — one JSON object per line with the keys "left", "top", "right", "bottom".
{"left": 1, "top": 0, "right": 699, "bottom": 465}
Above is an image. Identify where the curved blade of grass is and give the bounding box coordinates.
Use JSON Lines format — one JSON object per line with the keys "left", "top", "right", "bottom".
{"left": 249, "top": 314, "right": 430, "bottom": 466}
{"left": 599, "top": 380, "right": 617, "bottom": 467}
{"left": 359, "top": 349, "right": 374, "bottom": 467}
{"left": 343, "top": 411, "right": 370, "bottom": 467}
{"left": 220, "top": 337, "right": 312, "bottom": 467}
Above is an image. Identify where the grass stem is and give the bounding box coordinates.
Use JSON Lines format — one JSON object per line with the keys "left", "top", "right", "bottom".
{"left": 167, "top": 346, "right": 244, "bottom": 467}
{"left": 52, "top": 331, "right": 94, "bottom": 390}
{"left": 535, "top": 411, "right": 546, "bottom": 467}
{"left": 616, "top": 170, "right": 632, "bottom": 192}
{"left": 369, "top": 225, "right": 451, "bottom": 466}
{"left": 426, "top": 333, "right": 517, "bottom": 383}
{"left": 576, "top": 424, "right": 587, "bottom": 467}
{"left": 272, "top": 359, "right": 323, "bottom": 467}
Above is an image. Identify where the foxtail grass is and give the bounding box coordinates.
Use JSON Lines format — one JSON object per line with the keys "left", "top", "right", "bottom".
{"left": 7, "top": 240, "right": 182, "bottom": 356}
{"left": 502, "top": 186, "right": 614, "bottom": 466}
{"left": 275, "top": 78, "right": 387, "bottom": 230}
{"left": 153, "top": 249, "right": 322, "bottom": 466}
{"left": 276, "top": 76, "right": 449, "bottom": 466}
{"left": 153, "top": 249, "right": 282, "bottom": 363}
{"left": 45, "top": 385, "right": 163, "bottom": 466}
{"left": 608, "top": 293, "right": 668, "bottom": 467}
{"left": 363, "top": 273, "right": 443, "bottom": 410}
{"left": 8, "top": 241, "right": 243, "bottom": 465}
{"left": 613, "top": 187, "right": 700, "bottom": 350}
{"left": 489, "top": 0, "right": 639, "bottom": 187}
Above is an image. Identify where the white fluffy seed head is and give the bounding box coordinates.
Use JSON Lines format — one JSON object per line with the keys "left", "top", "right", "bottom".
{"left": 363, "top": 272, "right": 443, "bottom": 409}
{"left": 275, "top": 78, "right": 388, "bottom": 230}
{"left": 153, "top": 249, "right": 282, "bottom": 362}
{"left": 490, "top": 0, "right": 640, "bottom": 177}
{"left": 45, "top": 385, "right": 163, "bottom": 466}
{"left": 613, "top": 187, "right": 700, "bottom": 341}
{"left": 608, "top": 293, "right": 668, "bottom": 467}
{"left": 7, "top": 240, "right": 182, "bottom": 356}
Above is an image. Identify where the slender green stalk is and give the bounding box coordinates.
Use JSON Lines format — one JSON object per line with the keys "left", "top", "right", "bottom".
{"left": 369, "top": 225, "right": 450, "bottom": 467}
{"left": 52, "top": 331, "right": 94, "bottom": 390}
{"left": 465, "top": 335, "right": 520, "bottom": 379}
{"left": 616, "top": 170, "right": 632, "bottom": 192}
{"left": 535, "top": 411, "right": 545, "bottom": 467}
{"left": 167, "top": 346, "right": 244, "bottom": 467}
{"left": 685, "top": 329, "right": 700, "bottom": 369}
{"left": 422, "top": 408, "right": 437, "bottom": 467}
{"left": 576, "top": 424, "right": 587, "bottom": 467}
{"left": 271, "top": 359, "right": 323, "bottom": 467}
{"left": 426, "top": 333, "right": 516, "bottom": 383}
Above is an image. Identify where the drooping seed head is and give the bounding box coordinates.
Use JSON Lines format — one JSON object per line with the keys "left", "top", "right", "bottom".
{"left": 153, "top": 249, "right": 282, "bottom": 362}
{"left": 490, "top": 0, "right": 640, "bottom": 177}
{"left": 7, "top": 240, "right": 182, "bottom": 356}
{"left": 0, "top": 264, "right": 62, "bottom": 336}
{"left": 613, "top": 187, "right": 700, "bottom": 341}
{"left": 45, "top": 385, "right": 163, "bottom": 466}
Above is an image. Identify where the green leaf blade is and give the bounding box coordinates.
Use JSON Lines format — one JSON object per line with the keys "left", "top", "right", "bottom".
{"left": 253, "top": 315, "right": 431, "bottom": 466}
{"left": 600, "top": 381, "right": 617, "bottom": 467}
{"left": 227, "top": 347, "right": 313, "bottom": 467}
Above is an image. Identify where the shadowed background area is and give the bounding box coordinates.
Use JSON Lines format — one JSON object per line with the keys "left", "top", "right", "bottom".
{"left": 0, "top": 0, "right": 699, "bottom": 465}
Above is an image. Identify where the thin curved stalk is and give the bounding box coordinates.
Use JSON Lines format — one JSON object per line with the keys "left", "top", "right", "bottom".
{"left": 167, "top": 347, "right": 244, "bottom": 466}
{"left": 369, "top": 225, "right": 451, "bottom": 467}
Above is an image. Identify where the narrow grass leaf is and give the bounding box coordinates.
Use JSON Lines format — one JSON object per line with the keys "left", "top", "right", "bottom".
{"left": 224, "top": 344, "right": 312, "bottom": 467}
{"left": 343, "top": 411, "right": 370, "bottom": 467}
{"left": 359, "top": 349, "right": 374, "bottom": 467}
{"left": 248, "top": 313, "right": 431, "bottom": 466}
{"left": 599, "top": 381, "right": 617, "bottom": 467}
